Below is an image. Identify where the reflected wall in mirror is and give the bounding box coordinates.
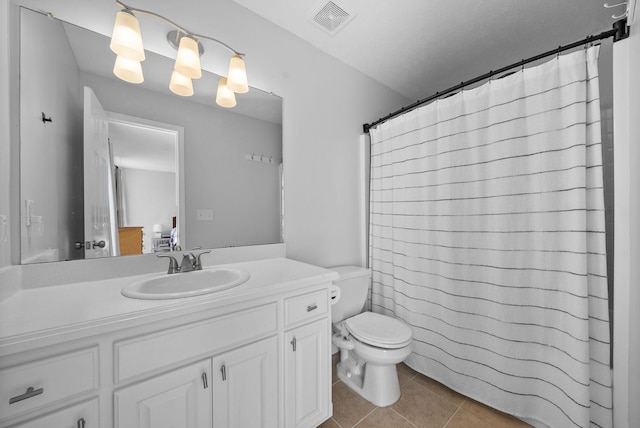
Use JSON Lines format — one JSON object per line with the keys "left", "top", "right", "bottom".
{"left": 19, "top": 7, "right": 283, "bottom": 264}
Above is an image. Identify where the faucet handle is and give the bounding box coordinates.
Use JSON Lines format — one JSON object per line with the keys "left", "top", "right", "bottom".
{"left": 193, "top": 250, "right": 211, "bottom": 270}
{"left": 157, "top": 254, "right": 179, "bottom": 274}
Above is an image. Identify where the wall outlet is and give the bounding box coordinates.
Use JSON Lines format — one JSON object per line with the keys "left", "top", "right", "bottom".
{"left": 196, "top": 209, "right": 213, "bottom": 221}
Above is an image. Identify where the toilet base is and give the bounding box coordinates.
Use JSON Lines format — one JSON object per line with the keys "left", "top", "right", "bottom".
{"left": 337, "top": 355, "right": 401, "bottom": 407}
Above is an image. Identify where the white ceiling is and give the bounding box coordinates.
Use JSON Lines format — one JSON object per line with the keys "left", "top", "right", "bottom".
{"left": 17, "top": 0, "right": 620, "bottom": 120}
{"left": 232, "top": 0, "right": 618, "bottom": 100}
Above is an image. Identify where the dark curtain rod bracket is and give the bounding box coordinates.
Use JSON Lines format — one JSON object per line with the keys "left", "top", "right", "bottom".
{"left": 363, "top": 18, "right": 629, "bottom": 134}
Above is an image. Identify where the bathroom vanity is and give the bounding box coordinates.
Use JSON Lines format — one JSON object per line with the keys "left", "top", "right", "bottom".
{"left": 0, "top": 257, "right": 337, "bottom": 428}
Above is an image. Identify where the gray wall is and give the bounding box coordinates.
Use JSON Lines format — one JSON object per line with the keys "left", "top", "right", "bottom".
{"left": 19, "top": 9, "right": 83, "bottom": 262}
{"left": 120, "top": 167, "right": 176, "bottom": 253}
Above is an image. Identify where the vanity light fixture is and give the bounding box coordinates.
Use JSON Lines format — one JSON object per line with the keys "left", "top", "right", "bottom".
{"left": 216, "top": 78, "right": 237, "bottom": 108}
{"left": 110, "top": 1, "right": 249, "bottom": 107}
{"left": 113, "top": 54, "right": 144, "bottom": 83}
{"left": 169, "top": 70, "right": 194, "bottom": 97}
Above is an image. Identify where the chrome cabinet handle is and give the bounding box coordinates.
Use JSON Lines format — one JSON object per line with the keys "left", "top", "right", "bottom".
{"left": 220, "top": 365, "right": 227, "bottom": 381}
{"left": 77, "top": 418, "right": 86, "bottom": 428}
{"left": 307, "top": 304, "right": 318, "bottom": 312}
{"left": 291, "top": 337, "right": 297, "bottom": 352}
{"left": 202, "top": 372, "right": 208, "bottom": 389}
{"left": 9, "top": 386, "right": 44, "bottom": 404}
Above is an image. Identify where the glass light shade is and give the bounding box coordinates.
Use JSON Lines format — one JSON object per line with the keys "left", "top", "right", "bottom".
{"left": 174, "top": 36, "right": 202, "bottom": 79}
{"left": 169, "top": 70, "right": 194, "bottom": 96}
{"left": 113, "top": 55, "right": 144, "bottom": 84}
{"left": 110, "top": 10, "right": 145, "bottom": 61}
{"left": 216, "top": 78, "right": 236, "bottom": 108}
{"left": 226, "top": 55, "right": 249, "bottom": 93}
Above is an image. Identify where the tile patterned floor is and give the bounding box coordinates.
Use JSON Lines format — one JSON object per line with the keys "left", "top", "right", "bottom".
{"left": 320, "top": 354, "right": 532, "bottom": 428}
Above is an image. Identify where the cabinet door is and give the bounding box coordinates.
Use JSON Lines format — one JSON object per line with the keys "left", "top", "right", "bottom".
{"left": 114, "top": 360, "right": 211, "bottom": 428}
{"left": 284, "top": 319, "right": 330, "bottom": 428}
{"left": 10, "top": 399, "right": 98, "bottom": 428}
{"left": 212, "top": 337, "right": 278, "bottom": 428}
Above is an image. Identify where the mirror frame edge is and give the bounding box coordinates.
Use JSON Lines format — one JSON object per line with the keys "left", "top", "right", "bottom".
{"left": 9, "top": 2, "right": 22, "bottom": 266}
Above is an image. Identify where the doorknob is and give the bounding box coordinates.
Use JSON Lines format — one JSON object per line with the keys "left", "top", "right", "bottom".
{"left": 74, "top": 240, "right": 106, "bottom": 249}
{"left": 75, "top": 241, "right": 89, "bottom": 249}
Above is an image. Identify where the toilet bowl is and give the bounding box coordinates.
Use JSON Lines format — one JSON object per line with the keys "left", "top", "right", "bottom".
{"left": 329, "top": 266, "right": 413, "bottom": 407}
{"left": 333, "top": 311, "right": 412, "bottom": 406}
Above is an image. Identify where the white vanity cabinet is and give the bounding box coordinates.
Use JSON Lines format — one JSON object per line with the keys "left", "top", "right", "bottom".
{"left": 111, "top": 284, "right": 331, "bottom": 427}
{"left": 114, "top": 360, "right": 212, "bottom": 428}
{"left": 212, "top": 337, "right": 278, "bottom": 428}
{"left": 0, "top": 258, "right": 337, "bottom": 428}
{"left": 284, "top": 319, "right": 330, "bottom": 428}
{"left": 283, "top": 290, "right": 331, "bottom": 428}
{"left": 115, "top": 337, "right": 278, "bottom": 428}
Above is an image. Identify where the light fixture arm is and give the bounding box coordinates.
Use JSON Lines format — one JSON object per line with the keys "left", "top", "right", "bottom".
{"left": 115, "top": 0, "right": 244, "bottom": 56}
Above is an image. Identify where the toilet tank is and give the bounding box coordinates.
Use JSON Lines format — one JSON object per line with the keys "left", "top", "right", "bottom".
{"left": 329, "top": 266, "right": 371, "bottom": 323}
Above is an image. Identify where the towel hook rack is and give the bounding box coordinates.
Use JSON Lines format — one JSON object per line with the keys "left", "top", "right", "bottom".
{"left": 604, "top": 2, "right": 629, "bottom": 19}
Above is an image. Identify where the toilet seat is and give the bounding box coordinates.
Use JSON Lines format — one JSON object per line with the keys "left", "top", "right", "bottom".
{"left": 345, "top": 312, "right": 412, "bottom": 349}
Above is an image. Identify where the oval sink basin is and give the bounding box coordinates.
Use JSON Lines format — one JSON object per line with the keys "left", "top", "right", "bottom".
{"left": 122, "top": 268, "right": 250, "bottom": 300}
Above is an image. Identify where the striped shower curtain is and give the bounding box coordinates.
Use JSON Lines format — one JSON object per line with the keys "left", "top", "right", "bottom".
{"left": 369, "top": 47, "right": 612, "bottom": 428}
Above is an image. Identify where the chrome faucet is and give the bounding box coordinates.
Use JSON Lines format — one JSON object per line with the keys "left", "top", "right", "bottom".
{"left": 157, "top": 250, "right": 211, "bottom": 274}
{"left": 179, "top": 253, "right": 196, "bottom": 272}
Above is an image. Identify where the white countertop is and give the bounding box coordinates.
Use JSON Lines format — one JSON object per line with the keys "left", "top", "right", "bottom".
{"left": 0, "top": 258, "right": 338, "bottom": 355}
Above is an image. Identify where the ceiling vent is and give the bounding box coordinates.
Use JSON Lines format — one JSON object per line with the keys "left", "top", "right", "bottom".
{"left": 309, "top": 0, "right": 355, "bottom": 35}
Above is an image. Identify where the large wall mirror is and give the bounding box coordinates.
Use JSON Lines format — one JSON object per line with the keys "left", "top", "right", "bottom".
{"left": 19, "top": 6, "right": 283, "bottom": 264}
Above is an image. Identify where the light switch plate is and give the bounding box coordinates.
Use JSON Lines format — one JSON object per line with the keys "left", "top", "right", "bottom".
{"left": 196, "top": 209, "right": 213, "bottom": 221}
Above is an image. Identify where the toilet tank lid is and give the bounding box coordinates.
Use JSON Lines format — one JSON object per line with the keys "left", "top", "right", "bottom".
{"left": 328, "top": 266, "right": 371, "bottom": 281}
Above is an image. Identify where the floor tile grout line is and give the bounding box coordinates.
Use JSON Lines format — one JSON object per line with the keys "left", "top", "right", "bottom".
{"left": 390, "top": 407, "right": 420, "bottom": 428}
{"left": 331, "top": 417, "right": 345, "bottom": 428}
{"left": 401, "top": 377, "right": 468, "bottom": 428}
{"left": 352, "top": 406, "right": 379, "bottom": 428}
{"left": 442, "top": 405, "right": 464, "bottom": 428}
{"left": 413, "top": 372, "right": 471, "bottom": 410}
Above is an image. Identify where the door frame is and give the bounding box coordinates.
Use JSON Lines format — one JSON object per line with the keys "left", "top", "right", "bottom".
{"left": 106, "top": 112, "right": 186, "bottom": 251}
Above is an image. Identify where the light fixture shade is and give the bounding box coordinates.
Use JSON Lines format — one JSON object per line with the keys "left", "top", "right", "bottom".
{"left": 216, "top": 78, "right": 236, "bottom": 108}
{"left": 169, "top": 70, "right": 194, "bottom": 96}
{"left": 174, "top": 36, "right": 202, "bottom": 79}
{"left": 113, "top": 55, "right": 144, "bottom": 84}
{"left": 227, "top": 54, "right": 249, "bottom": 93}
{"left": 110, "top": 10, "right": 145, "bottom": 61}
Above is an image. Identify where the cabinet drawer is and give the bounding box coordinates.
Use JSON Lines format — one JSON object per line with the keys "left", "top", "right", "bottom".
{"left": 115, "top": 303, "right": 277, "bottom": 382}
{"left": 9, "top": 398, "right": 98, "bottom": 428}
{"left": 284, "top": 289, "right": 328, "bottom": 326}
{"left": 0, "top": 348, "right": 98, "bottom": 421}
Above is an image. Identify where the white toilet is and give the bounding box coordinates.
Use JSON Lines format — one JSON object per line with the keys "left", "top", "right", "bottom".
{"left": 329, "top": 266, "right": 413, "bottom": 407}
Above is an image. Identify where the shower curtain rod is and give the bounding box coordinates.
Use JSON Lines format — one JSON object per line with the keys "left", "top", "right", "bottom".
{"left": 363, "top": 18, "right": 629, "bottom": 134}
